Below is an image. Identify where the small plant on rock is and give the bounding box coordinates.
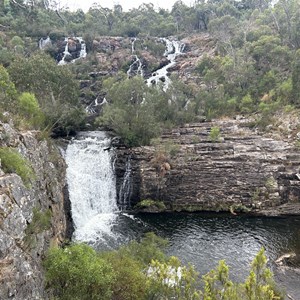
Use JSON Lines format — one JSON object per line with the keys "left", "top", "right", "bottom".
{"left": 0, "top": 147, "right": 34, "bottom": 186}
{"left": 209, "top": 126, "right": 221, "bottom": 142}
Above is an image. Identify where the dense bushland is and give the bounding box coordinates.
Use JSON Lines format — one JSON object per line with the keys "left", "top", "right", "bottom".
{"left": 1, "top": 0, "right": 300, "bottom": 141}
{"left": 97, "top": 76, "right": 194, "bottom": 146}
{"left": 44, "top": 233, "right": 283, "bottom": 300}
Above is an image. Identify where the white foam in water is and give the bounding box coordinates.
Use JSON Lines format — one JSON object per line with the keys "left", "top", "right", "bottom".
{"left": 65, "top": 132, "right": 119, "bottom": 244}
{"left": 146, "top": 38, "right": 185, "bottom": 91}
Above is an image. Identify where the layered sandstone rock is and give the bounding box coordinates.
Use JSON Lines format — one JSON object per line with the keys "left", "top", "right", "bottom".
{"left": 116, "top": 118, "right": 300, "bottom": 214}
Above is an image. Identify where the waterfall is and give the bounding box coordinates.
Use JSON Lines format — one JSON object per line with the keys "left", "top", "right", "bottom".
{"left": 58, "top": 38, "right": 71, "bottom": 65}
{"left": 118, "top": 155, "right": 132, "bottom": 210}
{"left": 146, "top": 38, "right": 185, "bottom": 91}
{"left": 127, "top": 38, "right": 144, "bottom": 78}
{"left": 65, "top": 131, "right": 118, "bottom": 243}
{"left": 85, "top": 97, "right": 108, "bottom": 115}
{"left": 58, "top": 37, "right": 87, "bottom": 65}
{"left": 131, "top": 37, "right": 136, "bottom": 54}
{"left": 78, "top": 37, "right": 87, "bottom": 59}
{"left": 39, "top": 36, "right": 51, "bottom": 49}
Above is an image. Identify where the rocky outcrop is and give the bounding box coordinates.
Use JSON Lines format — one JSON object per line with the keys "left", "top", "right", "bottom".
{"left": 115, "top": 118, "right": 300, "bottom": 214}
{"left": 0, "top": 121, "right": 68, "bottom": 300}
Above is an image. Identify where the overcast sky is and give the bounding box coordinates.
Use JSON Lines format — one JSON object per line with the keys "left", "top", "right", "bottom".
{"left": 62, "top": 0, "right": 193, "bottom": 12}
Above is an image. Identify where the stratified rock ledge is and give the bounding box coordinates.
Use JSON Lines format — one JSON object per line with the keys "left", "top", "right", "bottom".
{"left": 116, "top": 118, "right": 300, "bottom": 214}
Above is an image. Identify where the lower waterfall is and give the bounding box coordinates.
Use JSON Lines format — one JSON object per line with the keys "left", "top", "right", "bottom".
{"left": 65, "top": 131, "right": 119, "bottom": 244}
{"left": 64, "top": 132, "right": 299, "bottom": 297}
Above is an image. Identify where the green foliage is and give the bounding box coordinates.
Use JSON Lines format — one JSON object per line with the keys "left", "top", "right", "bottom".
{"left": 44, "top": 233, "right": 168, "bottom": 299}
{"left": 97, "top": 75, "right": 198, "bottom": 147}
{"left": 8, "top": 52, "right": 85, "bottom": 136}
{"left": 24, "top": 207, "right": 52, "bottom": 248}
{"left": 202, "top": 259, "right": 238, "bottom": 299}
{"left": 147, "top": 256, "right": 200, "bottom": 300}
{"left": 240, "top": 94, "right": 256, "bottom": 113}
{"left": 244, "top": 248, "right": 282, "bottom": 300}
{"left": 291, "top": 49, "right": 300, "bottom": 105}
{"left": 26, "top": 207, "right": 52, "bottom": 234}
{"left": 44, "top": 244, "right": 115, "bottom": 300}
{"left": 119, "top": 232, "right": 168, "bottom": 266}
{"left": 0, "top": 147, "right": 34, "bottom": 186}
{"left": 209, "top": 126, "right": 221, "bottom": 142}
{"left": 97, "top": 76, "right": 160, "bottom": 146}
{"left": 136, "top": 199, "right": 167, "bottom": 211}
{"left": 0, "top": 64, "right": 17, "bottom": 113}
{"left": 18, "top": 92, "right": 45, "bottom": 129}
{"left": 1, "top": 0, "right": 298, "bottom": 133}
{"left": 10, "top": 35, "right": 24, "bottom": 48}
{"left": 99, "top": 251, "right": 147, "bottom": 300}
{"left": 44, "top": 236, "right": 282, "bottom": 300}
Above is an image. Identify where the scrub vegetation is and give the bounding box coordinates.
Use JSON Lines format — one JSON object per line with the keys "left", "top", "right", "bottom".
{"left": 44, "top": 233, "right": 283, "bottom": 300}
{"left": 0, "top": 0, "right": 299, "bottom": 143}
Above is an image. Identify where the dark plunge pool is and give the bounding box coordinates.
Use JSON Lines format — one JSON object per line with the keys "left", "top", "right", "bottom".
{"left": 94, "top": 212, "right": 300, "bottom": 298}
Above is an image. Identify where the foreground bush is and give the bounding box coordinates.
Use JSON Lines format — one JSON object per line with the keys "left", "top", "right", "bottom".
{"left": 44, "top": 233, "right": 283, "bottom": 300}
{"left": 44, "top": 244, "right": 115, "bottom": 300}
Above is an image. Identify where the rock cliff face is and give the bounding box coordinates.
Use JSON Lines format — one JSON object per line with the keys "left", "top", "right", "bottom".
{"left": 115, "top": 118, "right": 300, "bottom": 214}
{"left": 0, "top": 122, "right": 69, "bottom": 300}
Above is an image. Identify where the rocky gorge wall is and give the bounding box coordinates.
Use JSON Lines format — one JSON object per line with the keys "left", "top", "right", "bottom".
{"left": 116, "top": 118, "right": 300, "bottom": 215}
{"left": 0, "top": 122, "right": 69, "bottom": 300}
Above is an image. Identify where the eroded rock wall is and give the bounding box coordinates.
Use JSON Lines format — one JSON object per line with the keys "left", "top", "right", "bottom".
{"left": 116, "top": 119, "right": 300, "bottom": 214}
{"left": 0, "top": 122, "right": 68, "bottom": 300}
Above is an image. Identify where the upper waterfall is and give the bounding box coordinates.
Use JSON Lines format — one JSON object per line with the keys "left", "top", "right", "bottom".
{"left": 146, "top": 38, "right": 185, "bottom": 90}
{"left": 127, "top": 38, "right": 144, "bottom": 78}
{"left": 65, "top": 131, "right": 118, "bottom": 243}
{"left": 57, "top": 37, "right": 87, "bottom": 65}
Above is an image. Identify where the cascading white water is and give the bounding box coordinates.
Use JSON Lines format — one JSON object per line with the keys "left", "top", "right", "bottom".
{"left": 58, "top": 37, "right": 87, "bottom": 65}
{"left": 127, "top": 38, "right": 144, "bottom": 78}
{"left": 65, "top": 131, "right": 118, "bottom": 243}
{"left": 131, "top": 37, "right": 136, "bottom": 54}
{"left": 147, "top": 38, "right": 185, "bottom": 90}
{"left": 58, "top": 38, "right": 71, "bottom": 65}
{"left": 78, "top": 37, "right": 87, "bottom": 59}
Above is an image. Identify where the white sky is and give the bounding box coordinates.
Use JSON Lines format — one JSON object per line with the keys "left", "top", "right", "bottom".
{"left": 62, "top": 0, "right": 194, "bottom": 12}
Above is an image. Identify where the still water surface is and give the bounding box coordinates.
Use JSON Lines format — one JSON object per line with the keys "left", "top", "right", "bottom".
{"left": 94, "top": 212, "right": 300, "bottom": 298}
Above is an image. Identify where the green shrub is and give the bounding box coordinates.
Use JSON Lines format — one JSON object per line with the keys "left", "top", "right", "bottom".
{"left": 136, "top": 199, "right": 166, "bottom": 211}
{"left": 44, "top": 237, "right": 282, "bottom": 300}
{"left": 18, "top": 92, "right": 45, "bottom": 129}
{"left": 97, "top": 76, "right": 160, "bottom": 147}
{"left": 0, "top": 147, "right": 34, "bottom": 186}
{"left": 209, "top": 126, "right": 221, "bottom": 142}
{"left": 26, "top": 207, "right": 52, "bottom": 235}
{"left": 24, "top": 207, "right": 52, "bottom": 249}
{"left": 10, "top": 35, "right": 24, "bottom": 48}
{"left": 240, "top": 94, "right": 256, "bottom": 113}
{"left": 44, "top": 243, "right": 115, "bottom": 300}
{"left": 99, "top": 251, "right": 147, "bottom": 300}
{"left": 119, "top": 232, "right": 168, "bottom": 266}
